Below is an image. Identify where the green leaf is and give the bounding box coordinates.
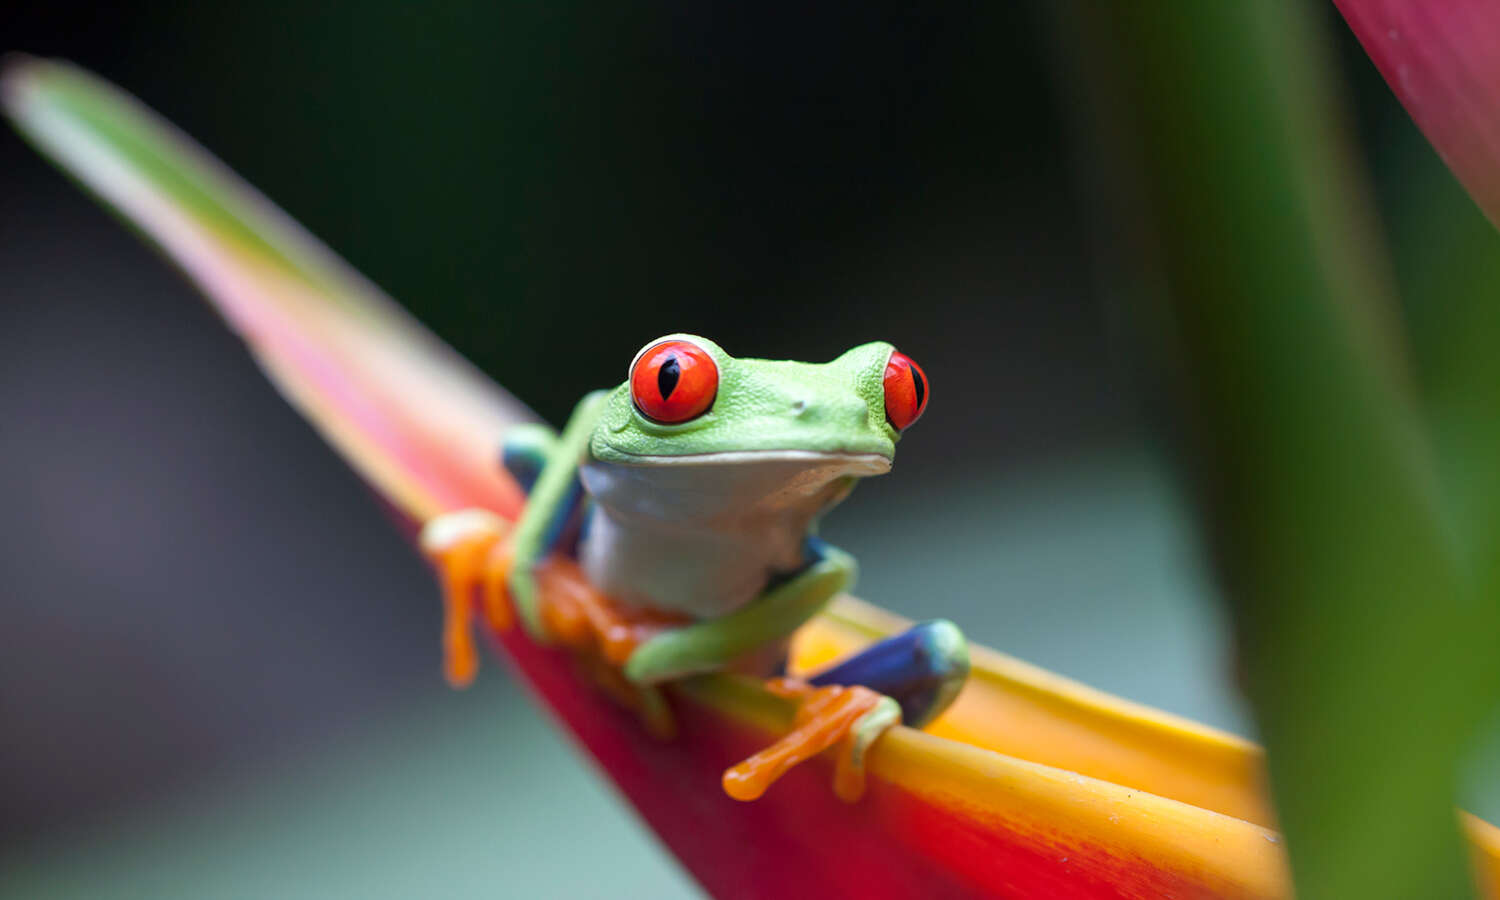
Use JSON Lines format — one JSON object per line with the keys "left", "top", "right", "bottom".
{"left": 1057, "top": 3, "right": 1489, "bottom": 897}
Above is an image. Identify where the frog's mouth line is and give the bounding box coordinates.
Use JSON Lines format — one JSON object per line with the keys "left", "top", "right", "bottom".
{"left": 599, "top": 449, "right": 892, "bottom": 476}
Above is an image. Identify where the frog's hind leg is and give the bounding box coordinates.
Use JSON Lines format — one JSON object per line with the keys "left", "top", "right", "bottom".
{"left": 720, "top": 620, "right": 968, "bottom": 803}
{"left": 501, "top": 423, "right": 559, "bottom": 495}
{"left": 808, "top": 619, "right": 969, "bottom": 729}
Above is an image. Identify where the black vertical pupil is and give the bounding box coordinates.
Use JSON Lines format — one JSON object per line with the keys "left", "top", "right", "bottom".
{"left": 910, "top": 366, "right": 925, "bottom": 409}
{"left": 658, "top": 355, "right": 681, "bottom": 399}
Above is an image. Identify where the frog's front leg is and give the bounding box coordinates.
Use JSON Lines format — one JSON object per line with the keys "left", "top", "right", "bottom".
{"left": 505, "top": 390, "right": 605, "bottom": 639}
{"left": 419, "top": 507, "right": 514, "bottom": 686}
{"left": 623, "top": 539, "right": 858, "bottom": 685}
{"left": 622, "top": 540, "right": 903, "bottom": 802}
{"left": 418, "top": 398, "right": 595, "bottom": 685}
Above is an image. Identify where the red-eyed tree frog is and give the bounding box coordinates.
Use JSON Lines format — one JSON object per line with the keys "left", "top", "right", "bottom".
{"left": 422, "top": 335, "right": 969, "bottom": 800}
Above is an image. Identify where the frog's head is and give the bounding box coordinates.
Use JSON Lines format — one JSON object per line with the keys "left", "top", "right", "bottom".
{"left": 591, "top": 334, "right": 928, "bottom": 478}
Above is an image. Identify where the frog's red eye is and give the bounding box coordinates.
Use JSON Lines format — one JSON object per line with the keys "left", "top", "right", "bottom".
{"left": 630, "top": 340, "right": 718, "bottom": 423}
{"left": 883, "top": 350, "right": 928, "bottom": 431}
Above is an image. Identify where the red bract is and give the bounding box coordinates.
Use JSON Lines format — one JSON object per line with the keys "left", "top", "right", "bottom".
{"left": 1335, "top": 0, "right": 1500, "bottom": 225}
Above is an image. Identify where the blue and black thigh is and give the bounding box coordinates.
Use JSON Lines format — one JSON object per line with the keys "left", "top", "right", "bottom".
{"left": 780, "top": 537, "right": 971, "bottom": 729}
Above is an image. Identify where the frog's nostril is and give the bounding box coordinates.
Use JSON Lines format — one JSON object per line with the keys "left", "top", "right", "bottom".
{"left": 791, "top": 399, "right": 808, "bottom": 415}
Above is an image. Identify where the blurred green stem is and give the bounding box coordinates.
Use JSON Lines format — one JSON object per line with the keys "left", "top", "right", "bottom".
{"left": 1055, "top": 2, "right": 1487, "bottom": 897}
{"left": 1387, "top": 127, "right": 1500, "bottom": 700}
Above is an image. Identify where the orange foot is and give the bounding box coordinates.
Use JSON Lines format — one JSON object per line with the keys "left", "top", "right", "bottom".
{"left": 418, "top": 509, "right": 689, "bottom": 736}
{"left": 418, "top": 510, "right": 516, "bottom": 687}
{"left": 723, "top": 678, "right": 903, "bottom": 803}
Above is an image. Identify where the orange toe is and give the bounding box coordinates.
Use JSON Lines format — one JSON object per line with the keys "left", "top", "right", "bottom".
{"left": 420, "top": 512, "right": 512, "bottom": 687}
{"left": 722, "top": 678, "right": 888, "bottom": 802}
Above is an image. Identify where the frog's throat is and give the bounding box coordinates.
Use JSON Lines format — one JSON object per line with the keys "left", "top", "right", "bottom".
{"left": 591, "top": 449, "right": 892, "bottom": 476}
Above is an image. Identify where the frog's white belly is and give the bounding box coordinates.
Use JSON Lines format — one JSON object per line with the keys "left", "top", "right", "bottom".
{"left": 577, "top": 451, "right": 889, "bottom": 618}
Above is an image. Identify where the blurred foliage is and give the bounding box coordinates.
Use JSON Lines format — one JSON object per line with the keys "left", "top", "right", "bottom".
{"left": 1387, "top": 121, "right": 1500, "bottom": 697}
{"left": 1061, "top": 1, "right": 1492, "bottom": 897}
{"left": 127, "top": 2, "right": 1077, "bottom": 430}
